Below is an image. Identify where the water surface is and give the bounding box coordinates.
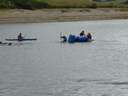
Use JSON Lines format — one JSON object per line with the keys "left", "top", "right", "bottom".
{"left": 0, "top": 20, "right": 128, "bottom": 96}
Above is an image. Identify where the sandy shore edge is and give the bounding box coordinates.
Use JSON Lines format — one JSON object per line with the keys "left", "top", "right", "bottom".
{"left": 0, "top": 8, "right": 128, "bottom": 23}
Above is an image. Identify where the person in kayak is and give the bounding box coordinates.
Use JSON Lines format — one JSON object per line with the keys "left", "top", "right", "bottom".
{"left": 18, "top": 33, "right": 23, "bottom": 41}
{"left": 87, "top": 32, "right": 92, "bottom": 40}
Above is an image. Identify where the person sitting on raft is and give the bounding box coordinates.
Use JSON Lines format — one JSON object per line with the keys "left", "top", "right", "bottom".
{"left": 80, "top": 30, "right": 85, "bottom": 36}
{"left": 18, "top": 33, "right": 23, "bottom": 41}
{"left": 87, "top": 33, "right": 92, "bottom": 40}
{"left": 79, "top": 31, "right": 92, "bottom": 40}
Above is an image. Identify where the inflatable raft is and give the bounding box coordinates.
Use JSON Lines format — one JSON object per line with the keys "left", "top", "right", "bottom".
{"left": 61, "top": 34, "right": 93, "bottom": 43}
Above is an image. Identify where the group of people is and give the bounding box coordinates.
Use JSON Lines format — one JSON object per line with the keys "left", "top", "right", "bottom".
{"left": 79, "top": 30, "right": 92, "bottom": 40}
{"left": 60, "top": 30, "right": 92, "bottom": 42}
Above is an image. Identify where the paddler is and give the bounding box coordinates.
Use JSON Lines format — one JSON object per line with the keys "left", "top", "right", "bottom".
{"left": 18, "top": 33, "right": 23, "bottom": 41}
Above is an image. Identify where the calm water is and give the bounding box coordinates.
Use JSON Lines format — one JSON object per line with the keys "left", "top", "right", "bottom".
{"left": 0, "top": 20, "right": 128, "bottom": 96}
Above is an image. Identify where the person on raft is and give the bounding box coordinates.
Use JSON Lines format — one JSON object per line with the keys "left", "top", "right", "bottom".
{"left": 79, "top": 30, "right": 92, "bottom": 39}
{"left": 80, "top": 30, "right": 85, "bottom": 36}
{"left": 87, "top": 32, "right": 92, "bottom": 40}
{"left": 18, "top": 33, "right": 23, "bottom": 41}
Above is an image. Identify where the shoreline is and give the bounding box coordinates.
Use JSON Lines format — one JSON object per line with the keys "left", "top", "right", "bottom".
{"left": 0, "top": 8, "right": 128, "bottom": 23}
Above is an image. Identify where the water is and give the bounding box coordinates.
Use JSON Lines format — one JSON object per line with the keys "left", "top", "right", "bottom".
{"left": 0, "top": 20, "right": 128, "bottom": 96}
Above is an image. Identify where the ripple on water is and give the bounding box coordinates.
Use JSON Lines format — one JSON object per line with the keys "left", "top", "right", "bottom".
{"left": 98, "top": 81, "right": 128, "bottom": 85}
{"left": 70, "top": 78, "right": 113, "bottom": 83}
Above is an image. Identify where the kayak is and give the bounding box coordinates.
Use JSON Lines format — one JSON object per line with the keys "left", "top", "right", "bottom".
{"left": 5, "top": 38, "right": 37, "bottom": 41}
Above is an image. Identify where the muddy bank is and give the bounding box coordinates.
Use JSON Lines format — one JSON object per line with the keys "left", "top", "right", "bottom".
{"left": 0, "top": 8, "right": 128, "bottom": 23}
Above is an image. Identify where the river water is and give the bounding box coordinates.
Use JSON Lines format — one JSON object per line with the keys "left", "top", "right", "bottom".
{"left": 0, "top": 19, "right": 128, "bottom": 96}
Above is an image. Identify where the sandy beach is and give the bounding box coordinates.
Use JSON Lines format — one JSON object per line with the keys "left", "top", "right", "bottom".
{"left": 0, "top": 8, "right": 128, "bottom": 23}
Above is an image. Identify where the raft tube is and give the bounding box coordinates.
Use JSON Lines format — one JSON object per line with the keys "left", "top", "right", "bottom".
{"left": 68, "top": 34, "right": 89, "bottom": 43}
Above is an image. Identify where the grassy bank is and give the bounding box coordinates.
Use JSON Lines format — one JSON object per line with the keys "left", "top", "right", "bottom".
{"left": 1, "top": 0, "right": 128, "bottom": 9}
{"left": 0, "top": 8, "right": 128, "bottom": 23}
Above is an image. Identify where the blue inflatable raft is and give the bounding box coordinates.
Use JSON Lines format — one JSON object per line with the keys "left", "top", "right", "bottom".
{"left": 61, "top": 34, "right": 93, "bottom": 43}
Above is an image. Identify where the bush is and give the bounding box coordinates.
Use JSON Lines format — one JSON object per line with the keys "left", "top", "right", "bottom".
{"left": 12, "top": 0, "right": 32, "bottom": 9}
{"left": 0, "top": 0, "right": 15, "bottom": 8}
{"left": 87, "top": 2, "right": 97, "bottom": 8}
{"left": 31, "top": 0, "right": 49, "bottom": 9}
{"left": 0, "top": 0, "right": 49, "bottom": 9}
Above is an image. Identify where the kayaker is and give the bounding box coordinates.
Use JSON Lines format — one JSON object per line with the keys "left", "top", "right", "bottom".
{"left": 80, "top": 30, "right": 85, "bottom": 36}
{"left": 87, "top": 33, "right": 92, "bottom": 39}
{"left": 18, "top": 33, "right": 23, "bottom": 41}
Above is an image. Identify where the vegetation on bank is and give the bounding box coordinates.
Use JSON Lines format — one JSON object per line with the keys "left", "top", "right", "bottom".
{"left": 0, "top": 0, "right": 49, "bottom": 9}
{"left": 0, "top": 0, "right": 128, "bottom": 9}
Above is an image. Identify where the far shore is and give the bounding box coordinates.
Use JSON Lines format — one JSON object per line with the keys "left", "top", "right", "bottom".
{"left": 0, "top": 8, "right": 128, "bottom": 23}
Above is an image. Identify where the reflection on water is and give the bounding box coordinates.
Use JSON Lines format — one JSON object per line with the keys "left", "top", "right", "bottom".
{"left": 0, "top": 20, "right": 128, "bottom": 96}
